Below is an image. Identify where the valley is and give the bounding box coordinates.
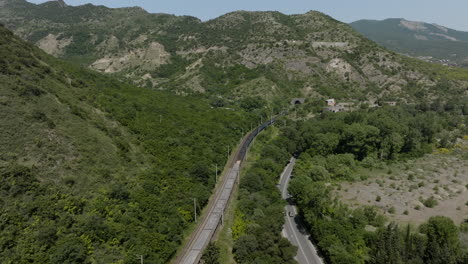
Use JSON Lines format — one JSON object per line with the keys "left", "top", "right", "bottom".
{"left": 0, "top": 1, "right": 467, "bottom": 263}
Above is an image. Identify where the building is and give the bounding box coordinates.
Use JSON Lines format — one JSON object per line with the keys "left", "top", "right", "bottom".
{"left": 326, "top": 99, "right": 336, "bottom": 106}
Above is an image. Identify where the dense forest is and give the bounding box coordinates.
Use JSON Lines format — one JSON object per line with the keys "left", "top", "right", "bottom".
{"left": 0, "top": 24, "right": 256, "bottom": 263}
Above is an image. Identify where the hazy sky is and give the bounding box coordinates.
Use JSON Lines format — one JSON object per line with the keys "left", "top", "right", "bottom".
{"left": 28, "top": 0, "right": 468, "bottom": 31}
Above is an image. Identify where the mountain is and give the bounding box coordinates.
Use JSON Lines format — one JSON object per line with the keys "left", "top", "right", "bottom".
{"left": 2, "top": 0, "right": 468, "bottom": 106}
{"left": 351, "top": 18, "right": 468, "bottom": 67}
{"left": 0, "top": 23, "right": 253, "bottom": 262}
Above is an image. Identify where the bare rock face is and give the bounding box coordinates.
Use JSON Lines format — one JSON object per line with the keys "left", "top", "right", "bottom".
{"left": 37, "top": 34, "right": 72, "bottom": 56}
{"left": 1, "top": 4, "right": 464, "bottom": 102}
{"left": 56, "top": 0, "right": 67, "bottom": 7}
{"left": 91, "top": 42, "right": 170, "bottom": 73}
{"left": 312, "top": 42, "right": 348, "bottom": 48}
{"left": 399, "top": 20, "right": 427, "bottom": 31}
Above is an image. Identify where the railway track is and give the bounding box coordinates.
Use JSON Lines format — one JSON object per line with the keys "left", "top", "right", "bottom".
{"left": 175, "top": 119, "right": 275, "bottom": 264}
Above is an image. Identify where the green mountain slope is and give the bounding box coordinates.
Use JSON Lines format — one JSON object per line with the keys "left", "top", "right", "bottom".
{"left": 351, "top": 18, "right": 468, "bottom": 67}
{"left": 3, "top": 0, "right": 468, "bottom": 105}
{"left": 0, "top": 24, "right": 253, "bottom": 263}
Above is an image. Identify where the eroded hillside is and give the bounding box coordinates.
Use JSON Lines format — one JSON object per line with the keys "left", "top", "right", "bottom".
{"left": 0, "top": 23, "right": 253, "bottom": 263}
{"left": 2, "top": 0, "right": 468, "bottom": 106}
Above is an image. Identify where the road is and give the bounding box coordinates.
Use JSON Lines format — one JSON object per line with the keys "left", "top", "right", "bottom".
{"left": 279, "top": 158, "right": 323, "bottom": 264}
{"left": 175, "top": 119, "right": 275, "bottom": 264}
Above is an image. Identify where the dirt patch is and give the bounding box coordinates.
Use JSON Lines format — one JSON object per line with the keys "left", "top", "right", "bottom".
{"left": 37, "top": 34, "right": 72, "bottom": 56}
{"left": 335, "top": 144, "right": 468, "bottom": 226}
{"left": 91, "top": 41, "right": 170, "bottom": 73}
{"left": 312, "top": 42, "right": 348, "bottom": 48}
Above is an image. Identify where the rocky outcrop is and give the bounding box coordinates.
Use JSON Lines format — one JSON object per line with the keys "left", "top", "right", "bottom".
{"left": 37, "top": 34, "right": 72, "bottom": 56}
{"left": 91, "top": 42, "right": 170, "bottom": 73}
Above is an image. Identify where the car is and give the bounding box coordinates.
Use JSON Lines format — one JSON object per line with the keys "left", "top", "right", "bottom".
{"left": 288, "top": 211, "right": 294, "bottom": 217}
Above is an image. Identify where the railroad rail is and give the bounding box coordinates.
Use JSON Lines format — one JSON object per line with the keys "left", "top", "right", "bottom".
{"left": 176, "top": 118, "right": 276, "bottom": 264}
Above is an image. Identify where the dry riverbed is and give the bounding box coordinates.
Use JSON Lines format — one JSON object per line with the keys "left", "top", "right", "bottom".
{"left": 335, "top": 141, "right": 468, "bottom": 225}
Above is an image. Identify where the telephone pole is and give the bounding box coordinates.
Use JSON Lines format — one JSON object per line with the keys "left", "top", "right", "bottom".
{"left": 135, "top": 254, "right": 143, "bottom": 264}
{"left": 193, "top": 198, "right": 197, "bottom": 223}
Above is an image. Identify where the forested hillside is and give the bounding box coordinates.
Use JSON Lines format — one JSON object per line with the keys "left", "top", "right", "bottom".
{"left": 0, "top": 24, "right": 255, "bottom": 263}
{"left": 2, "top": 0, "right": 468, "bottom": 107}
{"left": 351, "top": 19, "right": 468, "bottom": 68}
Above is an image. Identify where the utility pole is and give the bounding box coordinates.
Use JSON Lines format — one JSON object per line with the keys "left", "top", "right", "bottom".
{"left": 193, "top": 198, "right": 197, "bottom": 223}
{"left": 135, "top": 255, "right": 143, "bottom": 264}
{"left": 227, "top": 145, "right": 230, "bottom": 160}
{"left": 270, "top": 109, "right": 273, "bottom": 124}
{"left": 215, "top": 164, "right": 218, "bottom": 183}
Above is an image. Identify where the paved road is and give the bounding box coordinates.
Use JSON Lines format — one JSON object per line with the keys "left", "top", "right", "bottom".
{"left": 279, "top": 158, "right": 323, "bottom": 264}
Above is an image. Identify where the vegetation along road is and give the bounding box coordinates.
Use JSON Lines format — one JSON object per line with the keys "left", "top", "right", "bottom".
{"left": 176, "top": 119, "right": 275, "bottom": 264}
{"left": 279, "top": 157, "right": 323, "bottom": 264}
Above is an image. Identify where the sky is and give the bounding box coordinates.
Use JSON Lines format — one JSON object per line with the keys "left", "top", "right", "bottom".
{"left": 28, "top": 0, "right": 468, "bottom": 31}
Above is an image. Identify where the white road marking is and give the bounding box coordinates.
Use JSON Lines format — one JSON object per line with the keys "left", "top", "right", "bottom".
{"left": 286, "top": 211, "right": 312, "bottom": 264}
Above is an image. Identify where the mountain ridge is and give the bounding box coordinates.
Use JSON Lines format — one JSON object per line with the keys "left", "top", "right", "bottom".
{"left": 351, "top": 18, "right": 468, "bottom": 67}
{"left": 2, "top": 0, "right": 468, "bottom": 107}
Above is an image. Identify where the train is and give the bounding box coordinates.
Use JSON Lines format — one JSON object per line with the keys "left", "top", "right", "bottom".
{"left": 236, "top": 118, "right": 276, "bottom": 162}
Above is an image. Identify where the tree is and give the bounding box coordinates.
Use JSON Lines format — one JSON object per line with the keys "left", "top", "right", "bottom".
{"left": 370, "top": 223, "right": 403, "bottom": 264}
{"left": 421, "top": 216, "right": 461, "bottom": 264}
{"left": 201, "top": 242, "right": 220, "bottom": 264}
{"left": 233, "top": 234, "right": 258, "bottom": 263}
{"left": 50, "top": 235, "right": 88, "bottom": 264}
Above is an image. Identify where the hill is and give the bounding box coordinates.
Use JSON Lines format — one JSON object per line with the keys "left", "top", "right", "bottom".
{"left": 0, "top": 23, "right": 253, "bottom": 263}
{"left": 351, "top": 18, "right": 468, "bottom": 68}
{"left": 2, "top": 0, "right": 468, "bottom": 106}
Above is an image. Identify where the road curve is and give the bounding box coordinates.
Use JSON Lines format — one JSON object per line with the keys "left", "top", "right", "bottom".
{"left": 175, "top": 119, "right": 275, "bottom": 264}
{"left": 279, "top": 158, "right": 323, "bottom": 264}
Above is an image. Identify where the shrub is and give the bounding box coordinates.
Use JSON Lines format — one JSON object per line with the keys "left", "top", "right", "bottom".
{"left": 423, "top": 196, "right": 438, "bottom": 208}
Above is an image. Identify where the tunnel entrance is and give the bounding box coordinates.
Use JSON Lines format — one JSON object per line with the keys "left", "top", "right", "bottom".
{"left": 290, "top": 98, "right": 305, "bottom": 105}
